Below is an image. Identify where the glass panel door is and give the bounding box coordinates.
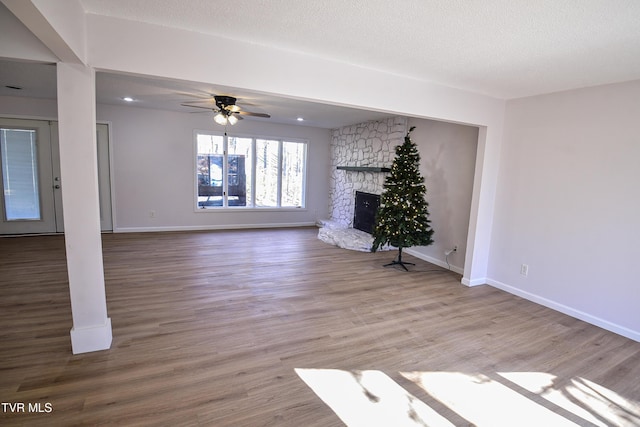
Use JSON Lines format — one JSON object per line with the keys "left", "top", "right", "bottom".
{"left": 0, "top": 119, "right": 56, "bottom": 234}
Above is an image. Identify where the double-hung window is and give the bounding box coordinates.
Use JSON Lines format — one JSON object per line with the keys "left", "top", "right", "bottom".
{"left": 195, "top": 132, "right": 306, "bottom": 209}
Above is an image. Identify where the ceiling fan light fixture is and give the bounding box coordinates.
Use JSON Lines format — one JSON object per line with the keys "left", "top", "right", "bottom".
{"left": 214, "top": 112, "right": 228, "bottom": 125}
{"left": 183, "top": 94, "right": 267, "bottom": 125}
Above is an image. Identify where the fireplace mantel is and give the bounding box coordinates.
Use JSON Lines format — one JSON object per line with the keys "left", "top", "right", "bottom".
{"left": 336, "top": 166, "right": 391, "bottom": 172}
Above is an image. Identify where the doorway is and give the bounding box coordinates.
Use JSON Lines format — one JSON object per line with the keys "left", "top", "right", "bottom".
{"left": 0, "top": 118, "right": 112, "bottom": 234}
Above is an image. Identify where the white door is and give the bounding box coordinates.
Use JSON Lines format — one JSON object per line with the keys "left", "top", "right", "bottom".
{"left": 0, "top": 118, "right": 57, "bottom": 234}
{"left": 50, "top": 122, "right": 113, "bottom": 232}
{"left": 0, "top": 119, "right": 112, "bottom": 234}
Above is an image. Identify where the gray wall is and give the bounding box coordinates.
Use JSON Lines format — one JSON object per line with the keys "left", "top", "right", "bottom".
{"left": 328, "top": 115, "right": 478, "bottom": 273}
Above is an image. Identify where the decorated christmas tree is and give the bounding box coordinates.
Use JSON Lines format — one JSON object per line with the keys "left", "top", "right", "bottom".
{"left": 371, "top": 126, "right": 434, "bottom": 270}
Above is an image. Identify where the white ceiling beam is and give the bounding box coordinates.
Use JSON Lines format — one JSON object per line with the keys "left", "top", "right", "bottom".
{"left": 1, "top": 0, "right": 86, "bottom": 64}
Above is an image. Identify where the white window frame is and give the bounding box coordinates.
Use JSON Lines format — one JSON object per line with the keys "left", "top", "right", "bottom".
{"left": 193, "top": 130, "right": 307, "bottom": 211}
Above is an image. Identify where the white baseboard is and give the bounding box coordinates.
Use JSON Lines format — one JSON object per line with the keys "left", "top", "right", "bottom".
{"left": 461, "top": 276, "right": 487, "bottom": 287}
{"left": 70, "top": 317, "right": 112, "bottom": 354}
{"left": 486, "top": 278, "right": 640, "bottom": 343}
{"left": 113, "top": 222, "right": 317, "bottom": 233}
{"left": 403, "top": 248, "right": 464, "bottom": 274}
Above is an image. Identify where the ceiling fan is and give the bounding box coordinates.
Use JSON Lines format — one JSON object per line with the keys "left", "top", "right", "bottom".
{"left": 181, "top": 95, "right": 270, "bottom": 126}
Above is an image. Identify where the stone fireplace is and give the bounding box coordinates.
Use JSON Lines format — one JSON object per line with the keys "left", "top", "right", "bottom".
{"left": 318, "top": 116, "right": 406, "bottom": 251}
{"left": 329, "top": 116, "right": 407, "bottom": 227}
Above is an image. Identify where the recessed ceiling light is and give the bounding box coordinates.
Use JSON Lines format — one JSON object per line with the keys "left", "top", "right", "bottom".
{"left": 297, "top": 117, "right": 304, "bottom": 121}
{"left": 123, "top": 97, "right": 134, "bottom": 102}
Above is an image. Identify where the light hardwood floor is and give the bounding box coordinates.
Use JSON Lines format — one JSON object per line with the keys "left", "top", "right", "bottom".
{"left": 1, "top": 228, "right": 639, "bottom": 426}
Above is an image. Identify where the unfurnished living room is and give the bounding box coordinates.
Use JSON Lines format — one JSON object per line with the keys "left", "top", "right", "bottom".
{"left": 1, "top": 1, "right": 639, "bottom": 426}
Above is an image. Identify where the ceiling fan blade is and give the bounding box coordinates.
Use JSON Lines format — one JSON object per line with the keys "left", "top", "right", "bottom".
{"left": 181, "top": 103, "right": 217, "bottom": 111}
{"left": 181, "top": 99, "right": 217, "bottom": 105}
{"left": 237, "top": 111, "right": 271, "bottom": 118}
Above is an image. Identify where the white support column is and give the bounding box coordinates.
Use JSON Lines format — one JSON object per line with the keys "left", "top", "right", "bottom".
{"left": 57, "top": 62, "right": 112, "bottom": 354}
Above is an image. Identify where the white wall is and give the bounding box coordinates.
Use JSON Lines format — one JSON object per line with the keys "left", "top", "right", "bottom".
{"left": 489, "top": 80, "right": 640, "bottom": 340}
{"left": 0, "top": 94, "right": 57, "bottom": 118}
{"left": 406, "top": 118, "right": 478, "bottom": 274}
{"left": 0, "top": 2, "right": 57, "bottom": 62}
{"left": 99, "top": 104, "right": 330, "bottom": 231}
{"left": 0, "top": 96, "right": 331, "bottom": 231}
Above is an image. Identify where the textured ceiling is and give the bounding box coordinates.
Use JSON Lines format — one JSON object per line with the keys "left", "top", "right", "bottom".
{"left": 3, "top": 1, "right": 640, "bottom": 128}
{"left": 80, "top": 0, "right": 640, "bottom": 99}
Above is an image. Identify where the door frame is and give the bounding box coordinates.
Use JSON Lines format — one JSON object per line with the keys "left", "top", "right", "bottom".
{"left": 0, "top": 117, "right": 113, "bottom": 234}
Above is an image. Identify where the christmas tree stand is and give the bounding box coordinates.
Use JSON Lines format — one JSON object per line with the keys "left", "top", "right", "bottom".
{"left": 384, "top": 248, "right": 414, "bottom": 271}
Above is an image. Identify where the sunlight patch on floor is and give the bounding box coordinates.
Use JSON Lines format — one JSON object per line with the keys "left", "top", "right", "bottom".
{"left": 297, "top": 367, "right": 640, "bottom": 427}
{"left": 402, "top": 371, "right": 580, "bottom": 427}
{"left": 499, "top": 372, "right": 640, "bottom": 427}
{"left": 295, "top": 368, "right": 454, "bottom": 427}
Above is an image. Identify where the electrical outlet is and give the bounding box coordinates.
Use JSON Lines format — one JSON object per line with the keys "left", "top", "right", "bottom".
{"left": 453, "top": 245, "right": 458, "bottom": 252}
{"left": 520, "top": 264, "right": 529, "bottom": 276}
{"left": 149, "top": 210, "right": 156, "bottom": 218}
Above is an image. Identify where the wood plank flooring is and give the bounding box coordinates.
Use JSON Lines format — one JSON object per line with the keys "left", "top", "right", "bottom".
{"left": 1, "top": 227, "right": 639, "bottom": 426}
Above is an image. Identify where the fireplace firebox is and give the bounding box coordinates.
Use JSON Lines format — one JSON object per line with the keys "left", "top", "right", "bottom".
{"left": 353, "top": 191, "right": 381, "bottom": 234}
